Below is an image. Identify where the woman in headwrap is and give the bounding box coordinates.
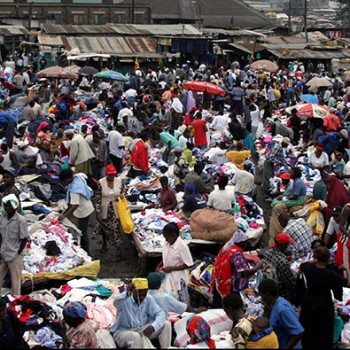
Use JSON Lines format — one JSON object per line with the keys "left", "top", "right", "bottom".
{"left": 181, "top": 183, "right": 207, "bottom": 218}
{"left": 62, "top": 301, "right": 98, "bottom": 349}
{"left": 186, "top": 316, "right": 216, "bottom": 349}
{"left": 35, "top": 121, "right": 53, "bottom": 161}
{"left": 210, "top": 230, "right": 262, "bottom": 308}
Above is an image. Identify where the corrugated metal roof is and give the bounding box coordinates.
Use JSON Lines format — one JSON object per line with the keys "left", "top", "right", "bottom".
{"left": 0, "top": 25, "right": 28, "bottom": 36}
{"left": 61, "top": 36, "right": 161, "bottom": 58}
{"left": 38, "top": 34, "right": 64, "bottom": 47}
{"left": 40, "top": 24, "right": 201, "bottom": 37}
{"left": 228, "top": 42, "right": 265, "bottom": 54}
{"left": 267, "top": 48, "right": 350, "bottom": 60}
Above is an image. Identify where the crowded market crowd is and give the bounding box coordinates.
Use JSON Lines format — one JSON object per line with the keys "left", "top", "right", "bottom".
{"left": 1, "top": 54, "right": 350, "bottom": 349}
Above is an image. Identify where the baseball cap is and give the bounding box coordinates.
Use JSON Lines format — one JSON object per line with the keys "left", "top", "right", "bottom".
{"left": 279, "top": 173, "right": 291, "bottom": 180}
{"left": 105, "top": 164, "right": 117, "bottom": 175}
{"left": 275, "top": 232, "right": 294, "bottom": 244}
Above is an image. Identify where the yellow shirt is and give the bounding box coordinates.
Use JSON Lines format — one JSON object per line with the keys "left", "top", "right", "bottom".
{"left": 246, "top": 330, "right": 279, "bottom": 349}
{"left": 226, "top": 150, "right": 251, "bottom": 170}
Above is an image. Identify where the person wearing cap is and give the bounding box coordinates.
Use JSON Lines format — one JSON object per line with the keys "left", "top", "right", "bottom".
{"left": 260, "top": 233, "right": 296, "bottom": 301}
{"left": 299, "top": 247, "right": 350, "bottom": 350}
{"left": 62, "top": 301, "right": 98, "bottom": 349}
{"left": 64, "top": 129, "right": 95, "bottom": 176}
{"left": 258, "top": 279, "right": 304, "bottom": 349}
{"left": 324, "top": 206, "right": 342, "bottom": 247}
{"left": 88, "top": 131, "right": 107, "bottom": 180}
{"left": 278, "top": 212, "right": 313, "bottom": 260}
{"left": 275, "top": 172, "right": 293, "bottom": 198}
{"left": 0, "top": 296, "right": 26, "bottom": 348}
{"left": 0, "top": 194, "right": 28, "bottom": 296}
{"left": 111, "top": 277, "right": 171, "bottom": 348}
{"left": 147, "top": 272, "right": 206, "bottom": 316}
{"left": 309, "top": 143, "right": 329, "bottom": 170}
{"left": 107, "top": 122, "right": 125, "bottom": 174}
{"left": 94, "top": 164, "right": 124, "bottom": 255}
{"left": 263, "top": 137, "right": 290, "bottom": 201}
{"left": 211, "top": 229, "right": 263, "bottom": 308}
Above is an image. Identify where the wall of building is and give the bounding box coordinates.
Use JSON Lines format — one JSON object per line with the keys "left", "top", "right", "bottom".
{"left": 0, "top": 1, "right": 151, "bottom": 27}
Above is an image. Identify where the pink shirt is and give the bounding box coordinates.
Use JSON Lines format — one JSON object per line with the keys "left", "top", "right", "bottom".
{"left": 162, "top": 237, "right": 194, "bottom": 290}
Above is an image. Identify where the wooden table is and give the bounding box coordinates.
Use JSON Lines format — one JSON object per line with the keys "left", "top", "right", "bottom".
{"left": 131, "top": 233, "right": 220, "bottom": 275}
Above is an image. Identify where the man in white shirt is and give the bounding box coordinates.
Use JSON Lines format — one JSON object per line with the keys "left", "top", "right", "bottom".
{"left": 207, "top": 141, "right": 228, "bottom": 165}
{"left": 108, "top": 123, "right": 125, "bottom": 173}
{"left": 208, "top": 175, "right": 235, "bottom": 211}
{"left": 232, "top": 162, "right": 256, "bottom": 199}
{"left": 210, "top": 114, "right": 229, "bottom": 131}
{"left": 124, "top": 87, "right": 138, "bottom": 107}
{"left": 117, "top": 102, "right": 133, "bottom": 124}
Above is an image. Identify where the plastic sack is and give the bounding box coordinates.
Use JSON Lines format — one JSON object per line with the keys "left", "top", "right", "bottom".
{"left": 117, "top": 196, "right": 135, "bottom": 234}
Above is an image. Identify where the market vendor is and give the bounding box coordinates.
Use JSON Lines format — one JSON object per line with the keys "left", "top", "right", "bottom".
{"left": 0, "top": 168, "right": 20, "bottom": 205}
{"left": 159, "top": 176, "right": 177, "bottom": 212}
{"left": 157, "top": 222, "right": 194, "bottom": 305}
{"left": 271, "top": 167, "right": 307, "bottom": 209}
{"left": 0, "top": 194, "right": 28, "bottom": 296}
{"left": 111, "top": 278, "right": 171, "bottom": 348}
{"left": 62, "top": 301, "right": 98, "bottom": 349}
{"left": 309, "top": 143, "right": 329, "bottom": 170}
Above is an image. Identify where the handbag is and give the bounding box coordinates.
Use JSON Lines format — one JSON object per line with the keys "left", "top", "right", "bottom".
{"left": 116, "top": 196, "right": 134, "bottom": 234}
{"left": 291, "top": 272, "right": 307, "bottom": 307}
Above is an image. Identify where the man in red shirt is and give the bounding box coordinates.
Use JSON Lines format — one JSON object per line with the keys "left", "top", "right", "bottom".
{"left": 192, "top": 111, "right": 207, "bottom": 149}
{"left": 129, "top": 131, "right": 150, "bottom": 178}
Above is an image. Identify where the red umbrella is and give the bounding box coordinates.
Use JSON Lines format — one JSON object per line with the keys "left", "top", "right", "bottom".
{"left": 183, "top": 81, "right": 226, "bottom": 96}
{"left": 296, "top": 103, "right": 329, "bottom": 119}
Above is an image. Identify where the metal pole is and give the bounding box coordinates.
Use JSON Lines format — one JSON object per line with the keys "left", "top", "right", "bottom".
{"left": 131, "top": 0, "right": 135, "bottom": 24}
{"left": 288, "top": 0, "right": 291, "bottom": 35}
{"left": 28, "top": 1, "right": 33, "bottom": 31}
{"left": 304, "top": 0, "right": 308, "bottom": 42}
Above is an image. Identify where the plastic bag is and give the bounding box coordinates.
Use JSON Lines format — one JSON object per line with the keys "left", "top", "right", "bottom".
{"left": 117, "top": 196, "right": 134, "bottom": 234}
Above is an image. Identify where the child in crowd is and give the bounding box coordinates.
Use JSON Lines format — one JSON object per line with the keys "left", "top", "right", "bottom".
{"left": 246, "top": 317, "right": 279, "bottom": 349}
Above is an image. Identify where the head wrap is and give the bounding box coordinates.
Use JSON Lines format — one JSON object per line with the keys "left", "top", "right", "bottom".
{"left": 2, "top": 194, "right": 19, "bottom": 216}
{"left": 132, "top": 278, "right": 149, "bottom": 290}
{"left": 147, "top": 272, "right": 166, "bottom": 290}
{"left": 37, "top": 121, "right": 49, "bottom": 136}
{"left": 63, "top": 301, "right": 87, "bottom": 319}
{"left": 231, "top": 230, "right": 249, "bottom": 244}
{"left": 186, "top": 316, "right": 216, "bottom": 349}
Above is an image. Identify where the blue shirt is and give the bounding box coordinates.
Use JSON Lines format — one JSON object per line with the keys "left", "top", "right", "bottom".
{"left": 270, "top": 297, "right": 304, "bottom": 349}
{"left": 292, "top": 177, "right": 306, "bottom": 196}
{"left": 319, "top": 132, "right": 340, "bottom": 156}
{"left": 0, "top": 112, "right": 15, "bottom": 127}
{"left": 110, "top": 291, "right": 166, "bottom": 334}
{"left": 148, "top": 289, "right": 187, "bottom": 316}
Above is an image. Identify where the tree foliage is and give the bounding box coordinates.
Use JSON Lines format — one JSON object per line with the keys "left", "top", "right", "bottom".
{"left": 337, "top": 0, "right": 350, "bottom": 26}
